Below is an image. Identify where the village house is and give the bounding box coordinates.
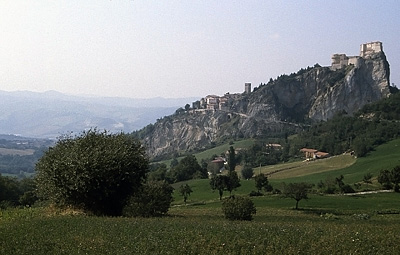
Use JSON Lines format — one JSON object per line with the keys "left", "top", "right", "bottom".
{"left": 267, "top": 143, "right": 282, "bottom": 150}
{"left": 300, "top": 148, "right": 330, "bottom": 160}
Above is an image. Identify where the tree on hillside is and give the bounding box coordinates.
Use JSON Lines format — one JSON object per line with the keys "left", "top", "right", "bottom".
{"left": 147, "top": 163, "right": 168, "bottom": 182}
{"left": 170, "top": 155, "right": 206, "bottom": 182}
{"left": 378, "top": 166, "right": 400, "bottom": 192}
{"left": 378, "top": 169, "right": 393, "bottom": 189}
{"left": 226, "top": 171, "right": 241, "bottom": 196}
{"left": 179, "top": 184, "right": 193, "bottom": 205}
{"left": 391, "top": 166, "right": 400, "bottom": 192}
{"left": 254, "top": 174, "right": 273, "bottom": 193}
{"left": 282, "top": 182, "right": 312, "bottom": 210}
{"left": 0, "top": 175, "right": 20, "bottom": 208}
{"left": 210, "top": 175, "right": 229, "bottom": 200}
{"left": 241, "top": 165, "right": 254, "bottom": 180}
{"left": 35, "top": 129, "right": 149, "bottom": 216}
{"left": 228, "top": 146, "right": 236, "bottom": 172}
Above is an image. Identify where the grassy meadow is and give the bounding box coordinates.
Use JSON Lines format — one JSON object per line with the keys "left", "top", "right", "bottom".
{"left": 1, "top": 139, "right": 400, "bottom": 254}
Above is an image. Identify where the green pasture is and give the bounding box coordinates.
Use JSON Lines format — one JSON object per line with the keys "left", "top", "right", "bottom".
{"left": 2, "top": 139, "right": 400, "bottom": 254}
{"left": 261, "top": 138, "right": 400, "bottom": 186}
{"left": 1, "top": 192, "right": 400, "bottom": 255}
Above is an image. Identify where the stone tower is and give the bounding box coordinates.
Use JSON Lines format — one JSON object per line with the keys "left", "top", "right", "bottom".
{"left": 360, "top": 41, "right": 382, "bottom": 58}
{"left": 245, "top": 83, "right": 251, "bottom": 93}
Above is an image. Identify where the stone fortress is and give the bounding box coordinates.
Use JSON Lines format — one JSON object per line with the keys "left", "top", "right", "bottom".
{"left": 331, "top": 41, "right": 383, "bottom": 70}
{"left": 191, "top": 42, "right": 384, "bottom": 112}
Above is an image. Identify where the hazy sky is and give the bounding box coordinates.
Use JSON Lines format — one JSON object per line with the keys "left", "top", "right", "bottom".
{"left": 0, "top": 1, "right": 399, "bottom": 99}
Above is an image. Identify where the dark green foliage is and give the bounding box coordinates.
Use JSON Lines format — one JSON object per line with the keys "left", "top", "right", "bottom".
{"left": 340, "top": 184, "right": 355, "bottom": 193}
{"left": 228, "top": 146, "right": 236, "bottom": 172}
{"left": 289, "top": 93, "right": 400, "bottom": 158}
{"left": 210, "top": 175, "right": 229, "bottom": 200}
{"left": 0, "top": 138, "right": 51, "bottom": 175}
{"left": 254, "top": 174, "right": 273, "bottom": 193}
{"left": 249, "top": 190, "right": 263, "bottom": 196}
{"left": 378, "top": 169, "right": 393, "bottom": 189}
{"left": 221, "top": 196, "right": 256, "bottom": 221}
{"left": 18, "top": 191, "right": 38, "bottom": 207}
{"left": 147, "top": 163, "right": 168, "bottom": 182}
{"left": 378, "top": 166, "right": 400, "bottom": 191}
{"left": 241, "top": 165, "right": 254, "bottom": 180}
{"left": 0, "top": 175, "right": 20, "bottom": 208}
{"left": 169, "top": 155, "right": 206, "bottom": 182}
{"left": 179, "top": 184, "right": 193, "bottom": 205}
{"left": 363, "top": 173, "right": 373, "bottom": 184}
{"left": 242, "top": 142, "right": 283, "bottom": 168}
{"left": 317, "top": 177, "right": 338, "bottom": 194}
{"left": 35, "top": 129, "right": 149, "bottom": 216}
{"left": 282, "top": 182, "right": 312, "bottom": 210}
{"left": 170, "top": 158, "right": 179, "bottom": 168}
{"left": 0, "top": 176, "right": 37, "bottom": 208}
{"left": 123, "top": 181, "right": 174, "bottom": 217}
{"left": 226, "top": 171, "right": 241, "bottom": 196}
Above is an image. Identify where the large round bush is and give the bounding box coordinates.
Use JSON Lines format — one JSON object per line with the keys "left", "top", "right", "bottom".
{"left": 222, "top": 196, "right": 256, "bottom": 221}
{"left": 35, "top": 129, "right": 149, "bottom": 216}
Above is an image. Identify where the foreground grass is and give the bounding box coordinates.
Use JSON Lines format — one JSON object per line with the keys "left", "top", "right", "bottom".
{"left": 1, "top": 193, "right": 400, "bottom": 255}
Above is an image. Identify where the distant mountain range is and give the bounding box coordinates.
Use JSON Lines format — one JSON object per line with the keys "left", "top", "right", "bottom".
{"left": 0, "top": 90, "right": 197, "bottom": 138}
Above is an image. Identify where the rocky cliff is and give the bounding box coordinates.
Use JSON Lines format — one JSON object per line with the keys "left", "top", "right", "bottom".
{"left": 134, "top": 50, "right": 391, "bottom": 158}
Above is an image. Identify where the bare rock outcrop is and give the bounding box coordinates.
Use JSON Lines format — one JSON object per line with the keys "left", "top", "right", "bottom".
{"left": 135, "top": 48, "right": 391, "bottom": 158}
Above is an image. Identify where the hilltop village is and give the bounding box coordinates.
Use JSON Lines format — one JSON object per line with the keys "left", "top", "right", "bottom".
{"left": 192, "top": 41, "right": 384, "bottom": 112}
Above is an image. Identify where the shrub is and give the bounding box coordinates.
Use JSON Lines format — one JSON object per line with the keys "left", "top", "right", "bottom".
{"left": 340, "top": 184, "right": 355, "bottom": 193}
{"left": 123, "top": 181, "right": 174, "bottom": 217}
{"left": 221, "top": 196, "right": 256, "bottom": 221}
{"left": 35, "top": 129, "right": 149, "bottom": 216}
{"left": 249, "top": 191, "right": 263, "bottom": 197}
{"left": 241, "top": 165, "right": 254, "bottom": 180}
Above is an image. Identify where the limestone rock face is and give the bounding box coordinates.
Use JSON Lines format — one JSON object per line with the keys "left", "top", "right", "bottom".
{"left": 137, "top": 51, "right": 391, "bottom": 158}
{"left": 308, "top": 52, "right": 390, "bottom": 120}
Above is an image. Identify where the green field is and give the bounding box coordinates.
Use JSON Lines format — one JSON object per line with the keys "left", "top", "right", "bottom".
{"left": 1, "top": 193, "right": 400, "bottom": 255}
{"left": 1, "top": 139, "right": 400, "bottom": 254}
{"left": 0, "top": 148, "right": 35, "bottom": 156}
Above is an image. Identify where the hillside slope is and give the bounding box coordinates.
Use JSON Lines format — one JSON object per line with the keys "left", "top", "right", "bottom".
{"left": 135, "top": 50, "right": 391, "bottom": 158}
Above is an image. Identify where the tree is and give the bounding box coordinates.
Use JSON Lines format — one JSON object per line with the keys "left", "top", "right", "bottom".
{"left": 0, "top": 175, "right": 20, "bottom": 208}
{"left": 378, "top": 169, "right": 393, "bottom": 189}
{"left": 35, "top": 129, "right": 149, "bottom": 216}
{"left": 123, "top": 181, "right": 174, "bottom": 217}
{"left": 170, "top": 155, "right": 206, "bottom": 182}
{"left": 363, "top": 173, "right": 373, "bottom": 184}
{"left": 228, "top": 146, "right": 236, "bottom": 172}
{"left": 241, "top": 165, "right": 254, "bottom": 180}
{"left": 226, "top": 171, "right": 241, "bottom": 196}
{"left": 391, "top": 166, "right": 400, "bottom": 192}
{"left": 210, "top": 175, "right": 229, "bottom": 200}
{"left": 148, "top": 163, "right": 168, "bottom": 182}
{"left": 282, "top": 182, "right": 312, "bottom": 210}
{"left": 179, "top": 184, "right": 193, "bottom": 205}
{"left": 254, "top": 174, "right": 272, "bottom": 193}
{"left": 221, "top": 196, "right": 256, "bottom": 221}
{"left": 170, "top": 158, "right": 179, "bottom": 168}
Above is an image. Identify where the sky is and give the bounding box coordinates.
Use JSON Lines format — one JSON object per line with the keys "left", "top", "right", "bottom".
{"left": 0, "top": 0, "right": 399, "bottom": 99}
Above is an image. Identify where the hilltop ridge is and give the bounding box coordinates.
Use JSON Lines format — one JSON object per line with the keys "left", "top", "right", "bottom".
{"left": 134, "top": 42, "right": 391, "bottom": 158}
